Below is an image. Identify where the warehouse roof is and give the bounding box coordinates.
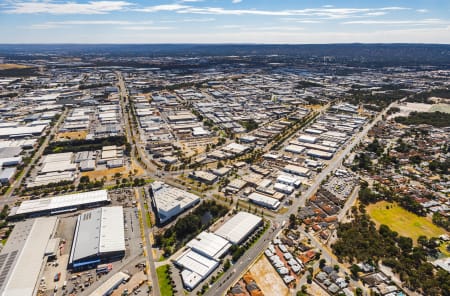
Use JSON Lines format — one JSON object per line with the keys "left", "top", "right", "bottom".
{"left": 186, "top": 231, "right": 231, "bottom": 259}
{"left": 99, "top": 207, "right": 125, "bottom": 253}
{"left": 151, "top": 182, "right": 200, "bottom": 216}
{"left": 69, "top": 206, "right": 125, "bottom": 266}
{"left": 12, "top": 190, "right": 109, "bottom": 216}
{"left": 176, "top": 249, "right": 219, "bottom": 278}
{"left": 215, "top": 212, "right": 262, "bottom": 244}
{"left": 0, "top": 217, "right": 57, "bottom": 296}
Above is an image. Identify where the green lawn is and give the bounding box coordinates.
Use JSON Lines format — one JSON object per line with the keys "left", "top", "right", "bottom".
{"left": 144, "top": 203, "right": 152, "bottom": 228}
{"left": 156, "top": 265, "right": 173, "bottom": 296}
{"left": 367, "top": 201, "right": 447, "bottom": 244}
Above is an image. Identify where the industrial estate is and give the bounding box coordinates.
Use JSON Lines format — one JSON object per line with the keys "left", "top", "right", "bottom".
{"left": 0, "top": 44, "right": 449, "bottom": 296}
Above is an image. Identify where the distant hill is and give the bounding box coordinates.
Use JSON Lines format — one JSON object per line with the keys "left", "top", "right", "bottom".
{"left": 0, "top": 44, "right": 449, "bottom": 67}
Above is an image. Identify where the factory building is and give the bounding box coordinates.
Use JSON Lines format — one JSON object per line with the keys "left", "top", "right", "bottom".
{"left": 247, "top": 192, "right": 281, "bottom": 210}
{"left": 69, "top": 206, "right": 125, "bottom": 270}
{"left": 149, "top": 182, "right": 200, "bottom": 225}
{"left": 214, "top": 212, "right": 263, "bottom": 244}
{"left": 0, "top": 217, "right": 58, "bottom": 296}
{"left": 9, "top": 190, "right": 110, "bottom": 219}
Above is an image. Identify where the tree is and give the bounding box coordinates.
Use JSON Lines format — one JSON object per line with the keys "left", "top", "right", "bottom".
{"left": 355, "top": 287, "right": 363, "bottom": 296}
{"left": 319, "top": 259, "right": 326, "bottom": 269}
{"left": 350, "top": 264, "right": 360, "bottom": 279}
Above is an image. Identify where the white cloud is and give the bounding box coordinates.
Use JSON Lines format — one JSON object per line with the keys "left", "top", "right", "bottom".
{"left": 342, "top": 19, "right": 446, "bottom": 25}
{"left": 4, "top": 1, "right": 133, "bottom": 14}
{"left": 416, "top": 9, "right": 429, "bottom": 13}
{"left": 29, "top": 20, "right": 155, "bottom": 29}
{"left": 365, "top": 12, "right": 387, "bottom": 16}
{"left": 174, "top": 6, "right": 409, "bottom": 19}
{"left": 136, "top": 4, "right": 189, "bottom": 13}
{"left": 120, "top": 26, "right": 173, "bottom": 30}
{"left": 232, "top": 0, "right": 242, "bottom": 3}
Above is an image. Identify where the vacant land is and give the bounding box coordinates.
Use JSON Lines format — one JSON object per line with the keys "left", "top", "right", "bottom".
{"left": 249, "top": 255, "right": 289, "bottom": 296}
{"left": 81, "top": 167, "right": 127, "bottom": 181}
{"left": 367, "top": 201, "right": 447, "bottom": 243}
{"left": 156, "top": 265, "right": 173, "bottom": 296}
{"left": 55, "top": 130, "right": 88, "bottom": 140}
{"left": 0, "top": 63, "right": 29, "bottom": 70}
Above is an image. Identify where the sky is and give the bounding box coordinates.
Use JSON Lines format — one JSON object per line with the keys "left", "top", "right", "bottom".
{"left": 0, "top": 0, "right": 449, "bottom": 43}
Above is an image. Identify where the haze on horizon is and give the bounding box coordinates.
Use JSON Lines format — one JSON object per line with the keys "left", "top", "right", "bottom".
{"left": 0, "top": 0, "right": 449, "bottom": 44}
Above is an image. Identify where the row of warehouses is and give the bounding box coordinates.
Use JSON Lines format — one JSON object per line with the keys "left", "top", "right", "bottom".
{"left": 27, "top": 146, "right": 124, "bottom": 188}
{"left": 1, "top": 188, "right": 125, "bottom": 296}
{"left": 59, "top": 104, "right": 123, "bottom": 138}
{"left": 175, "top": 212, "right": 263, "bottom": 290}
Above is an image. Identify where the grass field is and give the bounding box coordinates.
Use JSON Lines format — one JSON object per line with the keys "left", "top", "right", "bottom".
{"left": 156, "top": 265, "right": 173, "bottom": 296}
{"left": 367, "top": 201, "right": 448, "bottom": 243}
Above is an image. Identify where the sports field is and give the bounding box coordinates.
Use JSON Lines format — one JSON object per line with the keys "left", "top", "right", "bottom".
{"left": 367, "top": 201, "right": 448, "bottom": 243}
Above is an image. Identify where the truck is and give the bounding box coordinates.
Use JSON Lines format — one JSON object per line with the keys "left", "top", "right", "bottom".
{"left": 53, "top": 272, "right": 61, "bottom": 282}
{"left": 96, "top": 263, "right": 112, "bottom": 274}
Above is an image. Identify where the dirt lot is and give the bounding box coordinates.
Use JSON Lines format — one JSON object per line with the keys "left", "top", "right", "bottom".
{"left": 249, "top": 255, "right": 289, "bottom": 296}
{"left": 55, "top": 131, "right": 88, "bottom": 141}
{"left": 81, "top": 167, "right": 127, "bottom": 181}
{"left": 0, "top": 63, "right": 29, "bottom": 70}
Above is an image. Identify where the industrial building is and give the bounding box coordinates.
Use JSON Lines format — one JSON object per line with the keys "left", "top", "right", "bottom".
{"left": 283, "top": 164, "right": 311, "bottom": 177}
{"left": 9, "top": 189, "right": 110, "bottom": 219}
{"left": 0, "top": 217, "right": 58, "bottom": 296}
{"left": 215, "top": 212, "right": 263, "bottom": 244}
{"left": 247, "top": 192, "right": 281, "bottom": 210}
{"left": 186, "top": 231, "right": 231, "bottom": 260}
{"left": 149, "top": 182, "right": 200, "bottom": 224}
{"left": 69, "top": 206, "right": 125, "bottom": 270}
{"left": 175, "top": 249, "right": 219, "bottom": 290}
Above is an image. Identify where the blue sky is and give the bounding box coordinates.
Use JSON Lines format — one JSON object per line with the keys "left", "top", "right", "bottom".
{"left": 0, "top": 0, "right": 449, "bottom": 43}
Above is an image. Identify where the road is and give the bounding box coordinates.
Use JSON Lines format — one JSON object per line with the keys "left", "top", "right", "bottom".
{"left": 136, "top": 188, "right": 161, "bottom": 296}
{"left": 117, "top": 72, "right": 158, "bottom": 174}
{"left": 0, "top": 108, "right": 68, "bottom": 206}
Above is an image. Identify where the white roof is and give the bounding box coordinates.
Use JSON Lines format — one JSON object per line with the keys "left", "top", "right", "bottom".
{"left": 151, "top": 182, "right": 200, "bottom": 219}
{"left": 215, "top": 212, "right": 262, "bottom": 244}
{"left": 176, "top": 249, "right": 219, "bottom": 278}
{"left": 90, "top": 272, "right": 130, "bottom": 296}
{"left": 186, "top": 231, "right": 231, "bottom": 259}
{"left": 0, "top": 125, "right": 47, "bottom": 138}
{"left": 69, "top": 206, "right": 125, "bottom": 264}
{"left": 0, "top": 217, "right": 57, "bottom": 296}
{"left": 99, "top": 207, "right": 125, "bottom": 253}
{"left": 40, "top": 160, "right": 77, "bottom": 173}
{"left": 247, "top": 192, "right": 281, "bottom": 210}
{"left": 180, "top": 269, "right": 203, "bottom": 290}
{"left": 43, "top": 152, "right": 73, "bottom": 163}
{"left": 14, "top": 190, "right": 109, "bottom": 216}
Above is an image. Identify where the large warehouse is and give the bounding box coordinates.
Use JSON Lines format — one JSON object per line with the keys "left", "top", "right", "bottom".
{"left": 149, "top": 181, "right": 200, "bottom": 225}
{"left": 69, "top": 206, "right": 125, "bottom": 270}
{"left": 9, "top": 190, "right": 110, "bottom": 219}
{"left": 0, "top": 217, "right": 58, "bottom": 296}
{"left": 215, "top": 212, "right": 263, "bottom": 244}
